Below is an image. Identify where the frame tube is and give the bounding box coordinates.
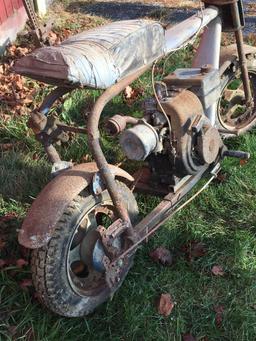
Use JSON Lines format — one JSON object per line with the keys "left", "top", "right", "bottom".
{"left": 192, "top": 17, "right": 222, "bottom": 125}
{"left": 165, "top": 7, "right": 219, "bottom": 53}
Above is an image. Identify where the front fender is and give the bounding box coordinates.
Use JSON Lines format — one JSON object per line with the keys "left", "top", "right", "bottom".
{"left": 19, "top": 162, "right": 134, "bottom": 249}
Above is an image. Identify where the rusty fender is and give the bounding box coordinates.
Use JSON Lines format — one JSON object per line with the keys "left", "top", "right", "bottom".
{"left": 18, "top": 162, "right": 134, "bottom": 249}
{"left": 220, "top": 44, "right": 256, "bottom": 74}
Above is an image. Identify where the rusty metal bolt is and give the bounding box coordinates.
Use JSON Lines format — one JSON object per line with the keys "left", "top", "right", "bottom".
{"left": 201, "top": 64, "right": 213, "bottom": 74}
{"left": 27, "top": 110, "right": 47, "bottom": 134}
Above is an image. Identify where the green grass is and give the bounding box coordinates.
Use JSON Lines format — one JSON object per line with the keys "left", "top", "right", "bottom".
{"left": 1, "top": 6, "right": 256, "bottom": 341}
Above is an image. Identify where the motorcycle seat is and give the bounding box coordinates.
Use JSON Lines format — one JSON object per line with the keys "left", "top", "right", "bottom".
{"left": 13, "top": 20, "right": 165, "bottom": 89}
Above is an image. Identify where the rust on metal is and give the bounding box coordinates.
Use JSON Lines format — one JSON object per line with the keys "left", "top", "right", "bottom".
{"left": 87, "top": 65, "right": 150, "bottom": 232}
{"left": 19, "top": 162, "right": 134, "bottom": 249}
{"left": 231, "top": 1, "right": 253, "bottom": 104}
{"left": 197, "top": 126, "right": 221, "bottom": 164}
{"left": 114, "top": 165, "right": 212, "bottom": 263}
{"left": 220, "top": 44, "right": 256, "bottom": 75}
{"left": 202, "top": 0, "right": 238, "bottom": 5}
{"left": 160, "top": 89, "right": 205, "bottom": 175}
{"left": 106, "top": 115, "right": 139, "bottom": 136}
{"left": 27, "top": 110, "right": 47, "bottom": 134}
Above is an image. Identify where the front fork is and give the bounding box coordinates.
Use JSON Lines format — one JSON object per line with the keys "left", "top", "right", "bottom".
{"left": 87, "top": 66, "right": 149, "bottom": 241}
{"left": 231, "top": 1, "right": 253, "bottom": 105}
{"left": 193, "top": 1, "right": 253, "bottom": 125}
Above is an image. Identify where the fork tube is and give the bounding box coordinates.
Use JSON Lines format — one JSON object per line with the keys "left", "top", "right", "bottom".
{"left": 192, "top": 17, "right": 222, "bottom": 69}
{"left": 192, "top": 17, "right": 222, "bottom": 126}
{"left": 231, "top": 2, "right": 252, "bottom": 104}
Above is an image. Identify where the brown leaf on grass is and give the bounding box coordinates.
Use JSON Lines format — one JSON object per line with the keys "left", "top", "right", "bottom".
{"left": 182, "top": 334, "right": 196, "bottom": 341}
{"left": 0, "top": 143, "right": 15, "bottom": 151}
{"left": 214, "top": 305, "right": 224, "bottom": 328}
{"left": 0, "top": 113, "right": 11, "bottom": 122}
{"left": 123, "top": 86, "right": 133, "bottom": 99}
{"left": 6, "top": 44, "right": 17, "bottom": 56}
{"left": 0, "top": 43, "right": 41, "bottom": 116}
{"left": 8, "top": 325, "right": 18, "bottom": 338}
{"left": 0, "top": 238, "right": 6, "bottom": 250}
{"left": 153, "top": 65, "right": 164, "bottom": 75}
{"left": 0, "top": 212, "right": 17, "bottom": 222}
{"left": 16, "top": 46, "right": 29, "bottom": 57}
{"left": 215, "top": 171, "right": 227, "bottom": 184}
{"left": 211, "top": 265, "right": 225, "bottom": 276}
{"left": 25, "top": 327, "right": 36, "bottom": 341}
{"left": 0, "top": 259, "right": 6, "bottom": 268}
{"left": 81, "top": 154, "right": 91, "bottom": 162}
{"left": 16, "top": 259, "right": 29, "bottom": 268}
{"left": 149, "top": 247, "right": 173, "bottom": 266}
{"left": 156, "top": 293, "right": 175, "bottom": 317}
{"left": 20, "top": 279, "right": 33, "bottom": 290}
{"left": 47, "top": 31, "right": 59, "bottom": 45}
{"left": 239, "top": 159, "right": 248, "bottom": 166}
{"left": 181, "top": 241, "right": 207, "bottom": 261}
{"left": 123, "top": 85, "right": 144, "bottom": 105}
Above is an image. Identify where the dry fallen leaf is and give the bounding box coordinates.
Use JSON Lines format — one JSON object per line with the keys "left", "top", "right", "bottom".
{"left": 0, "top": 143, "right": 15, "bottom": 151}
{"left": 214, "top": 305, "right": 224, "bottom": 328}
{"left": 239, "top": 159, "right": 248, "bottom": 166}
{"left": 181, "top": 241, "right": 207, "bottom": 261}
{"left": 0, "top": 213, "right": 17, "bottom": 222}
{"left": 156, "top": 293, "right": 175, "bottom": 317}
{"left": 0, "top": 238, "right": 6, "bottom": 250}
{"left": 16, "top": 259, "right": 29, "bottom": 268}
{"left": 0, "top": 42, "right": 41, "bottom": 116}
{"left": 47, "top": 31, "right": 59, "bottom": 45}
{"left": 20, "top": 279, "right": 33, "bottom": 290}
{"left": 123, "top": 85, "right": 134, "bottom": 99}
{"left": 0, "top": 259, "right": 6, "bottom": 268}
{"left": 123, "top": 85, "right": 144, "bottom": 105}
{"left": 215, "top": 171, "right": 228, "bottom": 184}
{"left": 24, "top": 327, "right": 36, "bottom": 341}
{"left": 150, "top": 247, "right": 173, "bottom": 266}
{"left": 8, "top": 325, "right": 18, "bottom": 338}
{"left": 211, "top": 265, "right": 225, "bottom": 276}
{"left": 182, "top": 334, "right": 196, "bottom": 341}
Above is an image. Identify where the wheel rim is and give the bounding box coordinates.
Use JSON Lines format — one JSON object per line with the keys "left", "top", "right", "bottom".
{"left": 218, "top": 71, "right": 256, "bottom": 131}
{"left": 66, "top": 199, "right": 118, "bottom": 297}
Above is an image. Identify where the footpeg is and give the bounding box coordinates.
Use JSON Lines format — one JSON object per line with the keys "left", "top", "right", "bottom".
{"left": 222, "top": 150, "right": 250, "bottom": 160}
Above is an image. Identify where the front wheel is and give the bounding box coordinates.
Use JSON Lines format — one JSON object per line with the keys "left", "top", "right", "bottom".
{"left": 31, "top": 181, "right": 139, "bottom": 317}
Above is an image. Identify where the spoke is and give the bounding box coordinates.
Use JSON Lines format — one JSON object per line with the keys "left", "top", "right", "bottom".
{"left": 69, "top": 244, "right": 81, "bottom": 264}
{"left": 223, "top": 89, "right": 236, "bottom": 101}
{"left": 87, "top": 211, "right": 98, "bottom": 230}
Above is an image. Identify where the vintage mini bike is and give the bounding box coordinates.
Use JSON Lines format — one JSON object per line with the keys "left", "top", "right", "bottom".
{"left": 14, "top": 0, "right": 256, "bottom": 317}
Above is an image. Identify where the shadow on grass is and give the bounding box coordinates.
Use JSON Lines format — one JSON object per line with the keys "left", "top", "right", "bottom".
{"left": 66, "top": 1, "right": 196, "bottom": 22}
{"left": 0, "top": 151, "right": 50, "bottom": 204}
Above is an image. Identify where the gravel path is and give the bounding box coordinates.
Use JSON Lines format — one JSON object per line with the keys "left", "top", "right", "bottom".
{"left": 67, "top": 0, "right": 255, "bottom": 34}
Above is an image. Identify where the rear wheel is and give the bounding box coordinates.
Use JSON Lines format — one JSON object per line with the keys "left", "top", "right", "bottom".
{"left": 217, "top": 65, "right": 256, "bottom": 135}
{"left": 31, "top": 181, "right": 138, "bottom": 317}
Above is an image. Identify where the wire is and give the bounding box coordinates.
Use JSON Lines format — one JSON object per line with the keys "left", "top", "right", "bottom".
{"left": 151, "top": 1, "right": 205, "bottom": 134}
{"left": 151, "top": 61, "right": 172, "bottom": 134}
{"left": 117, "top": 167, "right": 219, "bottom": 261}
{"left": 161, "top": 0, "right": 205, "bottom": 76}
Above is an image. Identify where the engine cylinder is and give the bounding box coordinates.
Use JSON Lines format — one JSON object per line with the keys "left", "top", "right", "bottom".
{"left": 119, "top": 124, "right": 158, "bottom": 161}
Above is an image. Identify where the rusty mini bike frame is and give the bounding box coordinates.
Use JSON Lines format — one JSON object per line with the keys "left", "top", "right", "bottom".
{"left": 20, "top": 1, "right": 253, "bottom": 270}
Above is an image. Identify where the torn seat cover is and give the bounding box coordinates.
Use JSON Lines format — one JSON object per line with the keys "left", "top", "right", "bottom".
{"left": 13, "top": 20, "right": 166, "bottom": 89}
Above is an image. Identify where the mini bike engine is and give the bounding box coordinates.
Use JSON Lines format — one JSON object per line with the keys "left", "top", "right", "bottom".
{"left": 106, "top": 83, "right": 222, "bottom": 188}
